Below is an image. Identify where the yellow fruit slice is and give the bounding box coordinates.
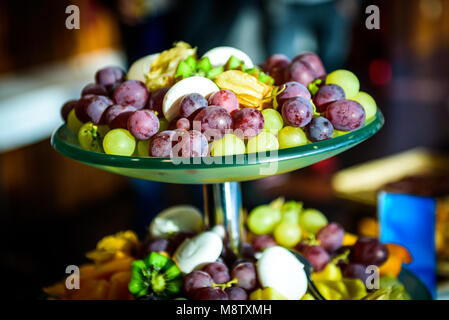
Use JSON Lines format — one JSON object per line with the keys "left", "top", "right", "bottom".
{"left": 312, "top": 263, "right": 342, "bottom": 282}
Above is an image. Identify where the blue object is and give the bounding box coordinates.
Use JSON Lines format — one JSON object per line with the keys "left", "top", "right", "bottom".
{"left": 378, "top": 192, "right": 436, "bottom": 298}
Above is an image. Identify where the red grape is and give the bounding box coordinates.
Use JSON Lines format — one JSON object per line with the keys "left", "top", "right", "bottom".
{"left": 225, "top": 286, "right": 248, "bottom": 300}
{"left": 192, "top": 106, "right": 233, "bottom": 140}
{"left": 149, "top": 130, "right": 176, "bottom": 157}
{"left": 105, "top": 104, "right": 137, "bottom": 129}
{"left": 183, "top": 271, "right": 213, "bottom": 298}
{"left": 294, "top": 241, "right": 309, "bottom": 254}
{"left": 202, "top": 262, "right": 230, "bottom": 284}
{"left": 168, "top": 231, "right": 197, "bottom": 254}
{"left": 81, "top": 83, "right": 108, "bottom": 97}
{"left": 316, "top": 223, "right": 344, "bottom": 253}
{"left": 303, "top": 245, "right": 330, "bottom": 272}
{"left": 313, "top": 84, "right": 345, "bottom": 113}
{"left": 265, "top": 54, "right": 290, "bottom": 72}
{"left": 75, "top": 95, "right": 113, "bottom": 124}
{"left": 252, "top": 235, "right": 277, "bottom": 252}
{"left": 113, "top": 80, "right": 150, "bottom": 109}
{"left": 231, "top": 262, "right": 257, "bottom": 291}
{"left": 208, "top": 89, "right": 239, "bottom": 114}
{"left": 173, "top": 130, "right": 209, "bottom": 157}
{"left": 281, "top": 97, "right": 313, "bottom": 127}
{"left": 179, "top": 93, "right": 208, "bottom": 118}
{"left": 352, "top": 237, "right": 388, "bottom": 266}
{"left": 95, "top": 66, "right": 126, "bottom": 88}
{"left": 343, "top": 263, "right": 369, "bottom": 285}
{"left": 147, "top": 87, "right": 169, "bottom": 115}
{"left": 293, "top": 52, "right": 326, "bottom": 78}
{"left": 325, "top": 100, "right": 366, "bottom": 131}
{"left": 232, "top": 108, "right": 264, "bottom": 138}
{"left": 191, "top": 286, "right": 229, "bottom": 300}
{"left": 306, "top": 116, "right": 334, "bottom": 142}
{"left": 61, "top": 99, "right": 77, "bottom": 122}
{"left": 141, "top": 237, "right": 170, "bottom": 256}
{"left": 176, "top": 118, "right": 190, "bottom": 130}
{"left": 284, "top": 60, "right": 317, "bottom": 86}
{"left": 276, "top": 81, "right": 311, "bottom": 107}
{"left": 127, "top": 109, "right": 159, "bottom": 140}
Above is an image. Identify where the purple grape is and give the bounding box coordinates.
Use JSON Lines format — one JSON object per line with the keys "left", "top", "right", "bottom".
{"left": 168, "top": 117, "right": 180, "bottom": 130}
{"left": 294, "top": 241, "right": 309, "bottom": 254}
{"left": 232, "top": 108, "right": 264, "bottom": 138}
{"left": 75, "top": 95, "right": 113, "bottom": 124}
{"left": 326, "top": 100, "right": 366, "bottom": 131}
{"left": 191, "top": 286, "right": 229, "bottom": 300}
{"left": 313, "top": 84, "right": 345, "bottom": 113}
{"left": 352, "top": 237, "right": 389, "bottom": 266}
{"left": 149, "top": 130, "right": 176, "bottom": 157}
{"left": 270, "top": 65, "right": 288, "bottom": 86}
{"left": 81, "top": 83, "right": 108, "bottom": 97}
{"left": 281, "top": 97, "right": 313, "bottom": 127}
{"left": 306, "top": 116, "right": 334, "bottom": 142}
{"left": 105, "top": 104, "right": 137, "bottom": 129}
{"left": 202, "top": 262, "right": 230, "bottom": 284}
{"left": 316, "top": 223, "right": 344, "bottom": 253}
{"left": 276, "top": 81, "right": 311, "bottom": 107}
{"left": 127, "top": 109, "right": 159, "bottom": 140}
{"left": 61, "top": 99, "right": 77, "bottom": 122}
{"left": 208, "top": 89, "right": 239, "bottom": 114}
{"left": 183, "top": 271, "right": 213, "bottom": 298}
{"left": 265, "top": 54, "right": 290, "bottom": 72}
{"left": 242, "top": 242, "right": 256, "bottom": 261}
{"left": 252, "top": 235, "right": 277, "bottom": 252}
{"left": 231, "top": 262, "right": 257, "bottom": 291}
{"left": 343, "top": 263, "right": 369, "bottom": 285}
{"left": 141, "top": 238, "right": 170, "bottom": 256}
{"left": 303, "top": 245, "right": 330, "bottom": 272}
{"left": 192, "top": 106, "right": 233, "bottom": 140}
{"left": 95, "top": 66, "right": 126, "bottom": 88}
{"left": 168, "top": 231, "right": 197, "bottom": 254}
{"left": 284, "top": 60, "right": 317, "bottom": 86}
{"left": 176, "top": 118, "right": 190, "bottom": 130}
{"left": 147, "top": 87, "right": 169, "bottom": 115}
{"left": 172, "top": 130, "right": 209, "bottom": 157}
{"left": 113, "top": 80, "right": 150, "bottom": 109}
{"left": 293, "top": 52, "right": 326, "bottom": 78}
{"left": 179, "top": 93, "right": 208, "bottom": 118}
{"left": 225, "top": 286, "right": 248, "bottom": 300}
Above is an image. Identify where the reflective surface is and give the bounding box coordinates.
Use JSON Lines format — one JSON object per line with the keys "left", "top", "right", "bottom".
{"left": 51, "top": 110, "right": 384, "bottom": 184}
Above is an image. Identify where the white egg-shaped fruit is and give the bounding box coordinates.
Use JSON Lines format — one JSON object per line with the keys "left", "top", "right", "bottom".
{"left": 150, "top": 205, "right": 203, "bottom": 239}
{"left": 127, "top": 53, "right": 160, "bottom": 82}
{"left": 173, "top": 231, "right": 223, "bottom": 274}
{"left": 257, "top": 246, "right": 308, "bottom": 300}
{"left": 202, "top": 46, "right": 254, "bottom": 68}
{"left": 162, "top": 76, "right": 219, "bottom": 121}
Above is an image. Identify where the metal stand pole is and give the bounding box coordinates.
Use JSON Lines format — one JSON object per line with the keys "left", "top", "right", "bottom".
{"left": 203, "top": 182, "right": 244, "bottom": 256}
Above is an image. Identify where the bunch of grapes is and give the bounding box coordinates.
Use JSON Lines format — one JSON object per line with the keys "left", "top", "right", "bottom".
{"left": 61, "top": 48, "right": 377, "bottom": 158}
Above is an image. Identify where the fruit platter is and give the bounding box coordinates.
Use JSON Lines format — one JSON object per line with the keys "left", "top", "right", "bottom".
{"left": 43, "top": 199, "right": 430, "bottom": 300}
{"left": 47, "top": 42, "right": 432, "bottom": 300}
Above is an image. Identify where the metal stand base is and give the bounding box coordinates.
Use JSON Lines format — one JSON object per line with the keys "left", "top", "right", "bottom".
{"left": 203, "top": 182, "right": 244, "bottom": 256}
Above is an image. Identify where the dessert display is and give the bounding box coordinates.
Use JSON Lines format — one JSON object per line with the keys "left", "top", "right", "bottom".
{"left": 44, "top": 199, "right": 413, "bottom": 300}
{"left": 60, "top": 42, "right": 378, "bottom": 158}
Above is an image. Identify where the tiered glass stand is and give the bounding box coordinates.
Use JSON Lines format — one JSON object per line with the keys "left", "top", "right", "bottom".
{"left": 51, "top": 110, "right": 432, "bottom": 299}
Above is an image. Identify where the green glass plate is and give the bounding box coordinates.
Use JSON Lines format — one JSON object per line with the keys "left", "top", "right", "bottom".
{"left": 51, "top": 110, "right": 384, "bottom": 184}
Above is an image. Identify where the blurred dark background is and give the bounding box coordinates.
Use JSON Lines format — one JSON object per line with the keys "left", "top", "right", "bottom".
{"left": 0, "top": 0, "right": 448, "bottom": 299}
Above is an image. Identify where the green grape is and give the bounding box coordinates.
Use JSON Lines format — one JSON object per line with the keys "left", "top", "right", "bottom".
{"left": 137, "top": 139, "right": 150, "bottom": 157}
{"left": 158, "top": 118, "right": 169, "bottom": 133}
{"left": 210, "top": 134, "right": 245, "bottom": 156}
{"left": 103, "top": 128, "right": 136, "bottom": 156}
{"left": 278, "top": 126, "right": 308, "bottom": 149}
{"left": 247, "top": 131, "right": 279, "bottom": 154}
{"left": 67, "top": 108, "right": 83, "bottom": 134}
{"left": 325, "top": 69, "right": 360, "bottom": 99}
{"left": 350, "top": 91, "right": 377, "bottom": 121}
{"left": 78, "top": 122, "right": 103, "bottom": 152}
{"left": 262, "top": 109, "right": 283, "bottom": 134}
{"left": 281, "top": 201, "right": 303, "bottom": 225}
{"left": 299, "top": 208, "right": 328, "bottom": 234}
{"left": 247, "top": 205, "right": 281, "bottom": 235}
{"left": 273, "top": 221, "right": 302, "bottom": 247}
